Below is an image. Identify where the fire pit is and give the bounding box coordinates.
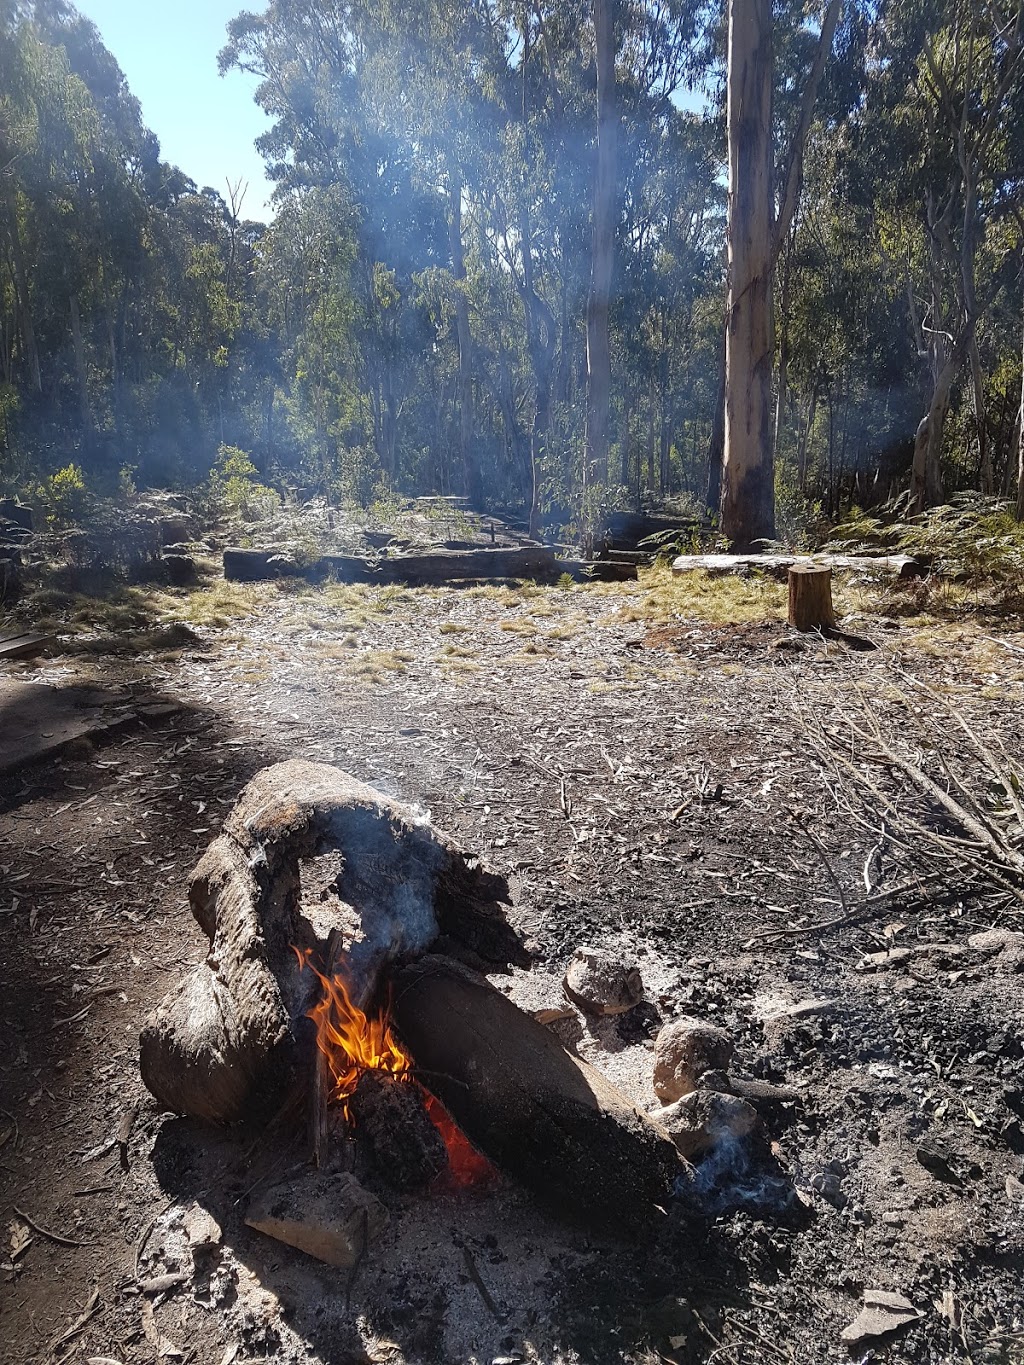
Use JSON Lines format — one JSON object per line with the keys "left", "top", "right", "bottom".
{"left": 140, "top": 762, "right": 691, "bottom": 1258}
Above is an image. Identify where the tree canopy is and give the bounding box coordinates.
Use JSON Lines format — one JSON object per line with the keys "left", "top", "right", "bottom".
{"left": 1, "top": 0, "right": 1022, "bottom": 539}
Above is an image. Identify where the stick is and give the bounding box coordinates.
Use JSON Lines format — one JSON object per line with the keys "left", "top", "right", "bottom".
{"left": 460, "top": 1244, "right": 506, "bottom": 1322}
{"left": 12, "top": 1205, "right": 94, "bottom": 1249}
{"left": 49, "top": 1284, "right": 100, "bottom": 1350}
{"left": 788, "top": 810, "right": 850, "bottom": 916}
{"left": 117, "top": 1105, "right": 137, "bottom": 1172}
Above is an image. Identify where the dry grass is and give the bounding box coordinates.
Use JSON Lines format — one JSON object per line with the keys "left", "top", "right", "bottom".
{"left": 346, "top": 648, "right": 413, "bottom": 682}
{"left": 599, "top": 565, "right": 788, "bottom": 627}
{"left": 178, "top": 580, "right": 269, "bottom": 628}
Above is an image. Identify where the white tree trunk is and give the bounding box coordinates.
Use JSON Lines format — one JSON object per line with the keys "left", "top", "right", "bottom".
{"left": 584, "top": 0, "right": 617, "bottom": 492}
{"left": 722, "top": 0, "right": 775, "bottom": 549}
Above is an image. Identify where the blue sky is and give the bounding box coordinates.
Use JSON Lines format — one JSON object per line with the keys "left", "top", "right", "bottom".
{"left": 74, "top": 0, "right": 276, "bottom": 220}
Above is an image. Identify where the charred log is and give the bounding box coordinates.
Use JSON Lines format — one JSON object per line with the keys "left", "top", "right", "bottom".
{"left": 392, "top": 956, "right": 689, "bottom": 1236}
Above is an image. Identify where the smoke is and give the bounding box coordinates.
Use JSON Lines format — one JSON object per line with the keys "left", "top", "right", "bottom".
{"left": 677, "top": 1135, "right": 799, "bottom": 1218}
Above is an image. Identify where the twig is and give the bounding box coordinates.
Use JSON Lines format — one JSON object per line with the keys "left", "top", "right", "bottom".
{"left": 460, "top": 1244, "right": 506, "bottom": 1322}
{"left": 788, "top": 810, "right": 849, "bottom": 915}
{"left": 12, "top": 1205, "right": 94, "bottom": 1249}
{"left": 117, "top": 1105, "right": 137, "bottom": 1172}
{"left": 49, "top": 1284, "right": 100, "bottom": 1350}
{"left": 0, "top": 1107, "right": 19, "bottom": 1150}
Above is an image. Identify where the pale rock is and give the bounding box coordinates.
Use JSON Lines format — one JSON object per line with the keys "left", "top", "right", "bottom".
{"left": 563, "top": 947, "right": 644, "bottom": 1016}
{"left": 183, "top": 1205, "right": 222, "bottom": 1251}
{"left": 245, "top": 1171, "right": 387, "bottom": 1269}
{"left": 656, "top": 1089, "right": 757, "bottom": 1159}
{"left": 653, "top": 1017, "right": 734, "bottom": 1102}
{"left": 840, "top": 1289, "right": 920, "bottom": 1346}
{"left": 968, "top": 928, "right": 1024, "bottom": 972}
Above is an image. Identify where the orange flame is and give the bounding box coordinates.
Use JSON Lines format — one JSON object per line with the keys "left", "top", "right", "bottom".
{"left": 293, "top": 946, "right": 411, "bottom": 1120}
{"left": 293, "top": 946, "right": 497, "bottom": 1188}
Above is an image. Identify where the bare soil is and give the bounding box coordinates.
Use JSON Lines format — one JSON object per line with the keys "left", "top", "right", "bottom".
{"left": 2, "top": 574, "right": 1023, "bottom": 1365}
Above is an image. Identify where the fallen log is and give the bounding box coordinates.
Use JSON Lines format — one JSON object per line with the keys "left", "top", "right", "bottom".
{"left": 224, "top": 545, "right": 560, "bottom": 585}
{"left": 671, "top": 552, "right": 924, "bottom": 580}
{"left": 392, "top": 955, "right": 689, "bottom": 1236}
{"left": 140, "top": 762, "right": 528, "bottom": 1123}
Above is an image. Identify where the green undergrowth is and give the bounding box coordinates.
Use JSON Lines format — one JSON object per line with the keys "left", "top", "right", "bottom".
{"left": 828, "top": 494, "right": 1024, "bottom": 613}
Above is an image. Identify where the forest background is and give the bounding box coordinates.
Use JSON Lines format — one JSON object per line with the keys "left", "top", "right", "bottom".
{"left": 1, "top": 0, "right": 1022, "bottom": 550}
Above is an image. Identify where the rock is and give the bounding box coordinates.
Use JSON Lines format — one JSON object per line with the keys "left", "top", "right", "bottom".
{"left": 563, "top": 947, "right": 644, "bottom": 1016}
{"left": 916, "top": 1140, "right": 963, "bottom": 1186}
{"left": 159, "top": 515, "right": 193, "bottom": 546}
{"left": 1006, "top": 1174, "right": 1024, "bottom": 1202}
{"left": 183, "top": 1205, "right": 222, "bottom": 1251}
{"left": 653, "top": 1017, "right": 734, "bottom": 1103}
{"left": 245, "top": 1171, "right": 387, "bottom": 1269}
{"left": 968, "top": 928, "right": 1024, "bottom": 972}
{"left": 162, "top": 554, "right": 197, "bottom": 586}
{"left": 809, "top": 1170, "right": 846, "bottom": 1208}
{"left": 840, "top": 1289, "right": 920, "bottom": 1346}
{"left": 266, "top": 554, "right": 302, "bottom": 576}
{"left": 656, "top": 1089, "right": 758, "bottom": 1159}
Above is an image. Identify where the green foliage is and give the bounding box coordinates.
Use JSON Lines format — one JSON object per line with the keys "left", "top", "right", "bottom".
{"left": 32, "top": 462, "right": 91, "bottom": 527}
{"left": 830, "top": 495, "right": 1024, "bottom": 591}
{"left": 209, "top": 445, "right": 279, "bottom": 520}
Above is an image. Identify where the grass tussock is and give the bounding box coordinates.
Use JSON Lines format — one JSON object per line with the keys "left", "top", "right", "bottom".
{"left": 602, "top": 564, "right": 788, "bottom": 626}
{"left": 346, "top": 648, "right": 413, "bottom": 681}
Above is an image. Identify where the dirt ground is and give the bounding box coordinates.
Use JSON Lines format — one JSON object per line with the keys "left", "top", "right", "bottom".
{"left": 2, "top": 568, "right": 1024, "bottom": 1365}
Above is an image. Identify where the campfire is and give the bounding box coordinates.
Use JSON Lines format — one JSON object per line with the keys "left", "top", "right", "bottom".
{"left": 139, "top": 761, "right": 738, "bottom": 1268}
{"left": 293, "top": 942, "right": 495, "bottom": 1189}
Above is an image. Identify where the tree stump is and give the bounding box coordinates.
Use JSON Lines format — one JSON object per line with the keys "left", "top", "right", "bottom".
{"left": 787, "top": 565, "right": 835, "bottom": 631}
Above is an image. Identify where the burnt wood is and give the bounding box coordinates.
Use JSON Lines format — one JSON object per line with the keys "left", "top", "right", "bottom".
{"left": 392, "top": 955, "right": 689, "bottom": 1236}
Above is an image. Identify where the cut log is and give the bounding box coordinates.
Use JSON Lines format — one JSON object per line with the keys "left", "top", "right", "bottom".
{"left": 788, "top": 565, "right": 835, "bottom": 631}
{"left": 0, "top": 632, "right": 55, "bottom": 661}
{"left": 223, "top": 546, "right": 560, "bottom": 585}
{"left": 392, "top": 956, "right": 689, "bottom": 1236}
{"left": 671, "top": 552, "right": 924, "bottom": 580}
{"left": 139, "top": 762, "right": 528, "bottom": 1124}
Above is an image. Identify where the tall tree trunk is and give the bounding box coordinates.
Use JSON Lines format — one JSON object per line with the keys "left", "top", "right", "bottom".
{"left": 722, "top": 0, "right": 775, "bottom": 549}
{"left": 705, "top": 323, "right": 727, "bottom": 516}
{"left": 969, "top": 336, "right": 992, "bottom": 494}
{"left": 449, "top": 166, "right": 481, "bottom": 507}
{"left": 911, "top": 366, "right": 954, "bottom": 513}
{"left": 584, "top": 0, "right": 617, "bottom": 493}
{"left": 797, "top": 388, "right": 817, "bottom": 493}
{"left": 69, "top": 294, "right": 91, "bottom": 430}
{"left": 1016, "top": 299, "right": 1024, "bottom": 522}
{"left": 4, "top": 185, "right": 42, "bottom": 394}
{"left": 518, "top": 204, "right": 552, "bottom": 539}
{"left": 773, "top": 229, "right": 794, "bottom": 461}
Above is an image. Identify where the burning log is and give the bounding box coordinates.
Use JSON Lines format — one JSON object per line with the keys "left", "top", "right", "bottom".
{"left": 391, "top": 956, "right": 689, "bottom": 1235}
{"left": 350, "top": 1073, "right": 448, "bottom": 1190}
{"left": 140, "top": 761, "right": 528, "bottom": 1123}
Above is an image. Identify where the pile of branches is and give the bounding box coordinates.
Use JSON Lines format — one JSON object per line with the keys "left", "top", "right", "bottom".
{"left": 802, "top": 673, "right": 1024, "bottom": 914}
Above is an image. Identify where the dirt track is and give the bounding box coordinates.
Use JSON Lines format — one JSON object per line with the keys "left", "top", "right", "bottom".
{"left": 2, "top": 577, "right": 1024, "bottom": 1364}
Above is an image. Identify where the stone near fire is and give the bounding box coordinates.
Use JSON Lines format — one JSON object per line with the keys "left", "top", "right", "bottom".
{"left": 656, "top": 1089, "right": 758, "bottom": 1160}
{"left": 840, "top": 1289, "right": 921, "bottom": 1347}
{"left": 968, "top": 928, "right": 1024, "bottom": 972}
{"left": 653, "top": 1017, "right": 734, "bottom": 1103}
{"left": 245, "top": 1171, "right": 387, "bottom": 1269}
{"left": 563, "top": 947, "right": 644, "bottom": 1016}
